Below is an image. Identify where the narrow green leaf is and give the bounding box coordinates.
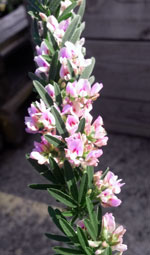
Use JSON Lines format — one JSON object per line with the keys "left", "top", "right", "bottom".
{"left": 71, "top": 22, "right": 85, "bottom": 44}
{"left": 48, "top": 30, "right": 58, "bottom": 51}
{"left": 58, "top": 2, "right": 77, "bottom": 22}
{"left": 101, "top": 167, "right": 110, "bottom": 179}
{"left": 44, "top": 39, "right": 55, "bottom": 55}
{"left": 64, "top": 160, "right": 78, "bottom": 201}
{"left": 54, "top": 82, "right": 63, "bottom": 107}
{"left": 77, "top": 227, "right": 89, "bottom": 250}
{"left": 84, "top": 247, "right": 93, "bottom": 255}
{"left": 49, "top": 0, "right": 61, "bottom": 15}
{"left": 78, "top": 0, "right": 86, "bottom": 20}
{"left": 78, "top": 173, "right": 88, "bottom": 204}
{"left": 77, "top": 118, "right": 85, "bottom": 133}
{"left": 86, "top": 197, "right": 98, "bottom": 236}
{"left": 84, "top": 219, "right": 96, "bottom": 241}
{"left": 54, "top": 247, "right": 84, "bottom": 255}
{"left": 49, "top": 157, "right": 65, "bottom": 184}
{"left": 59, "top": 218, "right": 78, "bottom": 243}
{"left": 45, "top": 135, "right": 65, "bottom": 148}
{"left": 28, "top": 184, "right": 61, "bottom": 190}
{"left": 49, "top": 51, "right": 59, "bottom": 81}
{"left": 33, "top": 80, "right": 53, "bottom": 107}
{"left": 59, "top": 13, "right": 72, "bottom": 23}
{"left": 67, "top": 60, "right": 75, "bottom": 78}
{"left": 86, "top": 166, "right": 94, "bottom": 188}
{"left": 45, "top": 233, "right": 70, "bottom": 242}
{"left": 28, "top": 72, "right": 47, "bottom": 86}
{"left": 48, "top": 188, "right": 77, "bottom": 207}
{"left": 62, "top": 15, "right": 81, "bottom": 45}
{"left": 80, "top": 57, "right": 95, "bottom": 79}
{"left": 51, "top": 106, "right": 68, "bottom": 138}
{"left": 97, "top": 206, "right": 102, "bottom": 237}
{"left": 61, "top": 211, "right": 74, "bottom": 217}
{"left": 101, "top": 247, "right": 112, "bottom": 255}
{"left": 48, "top": 206, "right": 64, "bottom": 233}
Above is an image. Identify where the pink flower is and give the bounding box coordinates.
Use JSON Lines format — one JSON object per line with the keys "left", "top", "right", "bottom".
{"left": 65, "top": 133, "right": 84, "bottom": 166}
{"left": 36, "top": 41, "right": 50, "bottom": 56}
{"left": 102, "top": 213, "right": 127, "bottom": 254}
{"left": 93, "top": 170, "right": 124, "bottom": 208}
{"left": 66, "top": 115, "right": 79, "bottom": 134}
{"left": 85, "top": 150, "right": 103, "bottom": 167}
{"left": 60, "top": 0, "right": 72, "bottom": 13}
{"left": 34, "top": 55, "right": 50, "bottom": 77}
{"left": 77, "top": 220, "right": 86, "bottom": 230}
{"left": 45, "top": 84, "right": 55, "bottom": 100}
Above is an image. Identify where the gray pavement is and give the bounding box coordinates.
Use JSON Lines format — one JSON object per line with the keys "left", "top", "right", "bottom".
{"left": 0, "top": 133, "right": 149, "bottom": 255}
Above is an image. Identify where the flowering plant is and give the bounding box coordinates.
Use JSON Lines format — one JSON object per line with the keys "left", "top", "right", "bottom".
{"left": 26, "top": 1, "right": 127, "bottom": 254}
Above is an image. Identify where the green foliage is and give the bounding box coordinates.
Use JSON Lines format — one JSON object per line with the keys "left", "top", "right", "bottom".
{"left": 51, "top": 106, "right": 69, "bottom": 138}
{"left": 49, "top": 51, "right": 59, "bottom": 82}
{"left": 80, "top": 57, "right": 95, "bottom": 79}
{"left": 45, "top": 134, "right": 65, "bottom": 148}
{"left": 54, "top": 82, "right": 63, "bottom": 107}
{"left": 33, "top": 80, "right": 53, "bottom": 107}
{"left": 58, "top": 2, "right": 77, "bottom": 22}
{"left": 77, "top": 0, "right": 86, "bottom": 20}
{"left": 62, "top": 15, "right": 81, "bottom": 45}
{"left": 77, "top": 118, "right": 85, "bottom": 133}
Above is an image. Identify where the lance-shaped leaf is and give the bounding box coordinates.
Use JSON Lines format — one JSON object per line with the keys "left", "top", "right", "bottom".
{"left": 51, "top": 106, "right": 68, "bottom": 138}
{"left": 33, "top": 80, "right": 53, "bottom": 107}
{"left": 54, "top": 247, "right": 84, "bottom": 255}
{"left": 101, "top": 247, "right": 112, "bottom": 255}
{"left": 45, "top": 134, "right": 65, "bottom": 148}
{"left": 59, "top": 218, "right": 78, "bottom": 243}
{"left": 26, "top": 155, "right": 57, "bottom": 183}
{"left": 77, "top": 227, "right": 89, "bottom": 250}
{"left": 86, "top": 166, "right": 94, "bottom": 188}
{"left": 54, "top": 82, "right": 63, "bottom": 107}
{"left": 84, "top": 219, "right": 96, "bottom": 241}
{"left": 67, "top": 60, "right": 75, "bottom": 78}
{"left": 44, "top": 39, "right": 55, "bottom": 55}
{"left": 33, "top": 19, "right": 41, "bottom": 45}
{"left": 71, "top": 22, "right": 85, "bottom": 44}
{"left": 78, "top": 0, "right": 86, "bottom": 20}
{"left": 49, "top": 157, "right": 65, "bottom": 184}
{"left": 97, "top": 206, "right": 102, "bottom": 237}
{"left": 45, "top": 233, "right": 70, "bottom": 242}
{"left": 49, "top": 0, "right": 61, "bottom": 15}
{"left": 86, "top": 197, "right": 98, "bottom": 236}
{"left": 29, "top": 72, "right": 47, "bottom": 86}
{"left": 58, "top": 2, "right": 77, "bottom": 22}
{"left": 62, "top": 15, "right": 81, "bottom": 45}
{"left": 49, "top": 51, "right": 59, "bottom": 81}
{"left": 64, "top": 160, "right": 78, "bottom": 201}
{"left": 48, "top": 206, "right": 64, "bottom": 233}
{"left": 80, "top": 57, "right": 95, "bottom": 79}
{"left": 78, "top": 173, "right": 88, "bottom": 205}
{"left": 101, "top": 167, "right": 110, "bottom": 179}
{"left": 28, "top": 184, "right": 61, "bottom": 190}
{"left": 48, "top": 188, "right": 77, "bottom": 208}
{"left": 48, "top": 30, "right": 58, "bottom": 51}
{"left": 77, "top": 118, "right": 85, "bottom": 133}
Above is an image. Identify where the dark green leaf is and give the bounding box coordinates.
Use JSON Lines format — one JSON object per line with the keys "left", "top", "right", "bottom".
{"left": 29, "top": 72, "right": 46, "bottom": 86}
{"left": 45, "top": 233, "right": 70, "bottom": 242}
{"left": 54, "top": 82, "right": 63, "bottom": 107}
{"left": 59, "top": 13, "right": 72, "bottom": 23}
{"left": 58, "top": 2, "right": 77, "bottom": 22}
{"left": 97, "top": 206, "right": 102, "bottom": 237}
{"left": 77, "top": 118, "right": 85, "bottom": 133}
{"left": 49, "top": 0, "right": 61, "bottom": 15}
{"left": 61, "top": 211, "right": 74, "bottom": 217}
{"left": 48, "top": 30, "right": 58, "bottom": 51}
{"left": 59, "top": 218, "right": 78, "bottom": 243}
{"left": 86, "top": 197, "right": 98, "bottom": 236}
{"left": 48, "top": 206, "right": 64, "bottom": 233}
{"left": 64, "top": 160, "right": 78, "bottom": 201}
{"left": 78, "top": 0, "right": 86, "bottom": 20}
{"left": 62, "top": 15, "right": 81, "bottom": 45}
{"left": 44, "top": 39, "right": 55, "bottom": 55}
{"left": 49, "top": 157, "right": 65, "bottom": 184}
{"left": 84, "top": 219, "right": 96, "bottom": 241}
{"left": 86, "top": 166, "right": 94, "bottom": 188}
{"left": 77, "top": 227, "right": 89, "bottom": 250}
{"left": 48, "top": 188, "right": 77, "bottom": 207}
{"left": 101, "top": 247, "right": 112, "bottom": 255}
{"left": 67, "top": 60, "right": 75, "bottom": 78}
{"left": 33, "top": 80, "right": 53, "bottom": 107}
{"left": 28, "top": 184, "right": 61, "bottom": 190}
{"left": 78, "top": 173, "right": 88, "bottom": 204}
{"left": 51, "top": 106, "right": 68, "bottom": 138}
{"left": 80, "top": 57, "right": 95, "bottom": 79}
{"left": 49, "top": 51, "right": 59, "bottom": 81}
{"left": 45, "top": 135, "right": 65, "bottom": 148}
{"left": 54, "top": 247, "right": 84, "bottom": 255}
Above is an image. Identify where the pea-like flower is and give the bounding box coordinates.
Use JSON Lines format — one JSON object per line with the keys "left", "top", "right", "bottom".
{"left": 93, "top": 171, "right": 125, "bottom": 208}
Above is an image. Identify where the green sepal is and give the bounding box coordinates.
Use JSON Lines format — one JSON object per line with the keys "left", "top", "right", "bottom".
{"left": 48, "top": 188, "right": 77, "bottom": 208}
{"left": 80, "top": 57, "right": 95, "bottom": 79}
{"left": 51, "top": 106, "right": 68, "bottom": 138}
{"left": 77, "top": 118, "right": 85, "bottom": 133}
{"left": 33, "top": 80, "right": 53, "bottom": 107}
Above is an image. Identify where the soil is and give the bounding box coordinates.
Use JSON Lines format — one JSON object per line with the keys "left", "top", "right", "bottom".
{"left": 0, "top": 133, "right": 149, "bottom": 255}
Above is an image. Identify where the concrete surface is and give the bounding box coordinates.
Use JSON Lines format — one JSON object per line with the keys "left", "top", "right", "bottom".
{"left": 0, "top": 133, "right": 149, "bottom": 255}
